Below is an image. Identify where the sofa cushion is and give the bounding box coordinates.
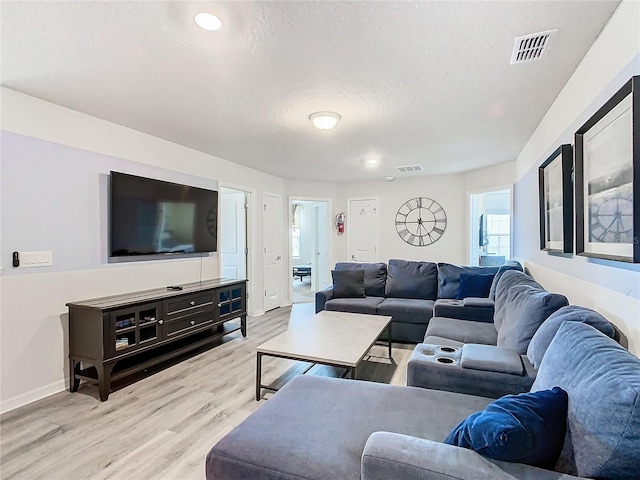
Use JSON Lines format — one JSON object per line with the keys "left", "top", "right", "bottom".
{"left": 437, "top": 263, "right": 499, "bottom": 299}
{"left": 385, "top": 259, "right": 438, "bottom": 300}
{"left": 206, "top": 375, "right": 493, "bottom": 480}
{"left": 497, "top": 285, "right": 568, "bottom": 354}
{"left": 460, "top": 344, "right": 524, "bottom": 376}
{"left": 532, "top": 322, "right": 640, "bottom": 479}
{"left": 331, "top": 269, "right": 366, "bottom": 298}
{"left": 527, "top": 305, "right": 616, "bottom": 369}
{"left": 377, "top": 298, "right": 435, "bottom": 325}
{"left": 425, "top": 317, "right": 498, "bottom": 345}
{"left": 445, "top": 387, "right": 568, "bottom": 468}
{"left": 325, "top": 296, "right": 385, "bottom": 315}
{"left": 489, "top": 260, "right": 524, "bottom": 301}
{"left": 335, "top": 262, "right": 387, "bottom": 297}
{"left": 493, "top": 270, "right": 544, "bottom": 331}
{"left": 457, "top": 273, "right": 494, "bottom": 299}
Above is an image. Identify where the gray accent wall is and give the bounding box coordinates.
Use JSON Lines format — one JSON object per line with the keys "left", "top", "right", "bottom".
{"left": 1, "top": 131, "right": 218, "bottom": 276}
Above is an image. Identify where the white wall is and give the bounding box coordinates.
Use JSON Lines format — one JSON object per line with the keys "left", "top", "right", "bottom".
{"left": 334, "top": 175, "right": 467, "bottom": 265}
{"left": 0, "top": 87, "right": 292, "bottom": 412}
{"left": 512, "top": 0, "right": 640, "bottom": 355}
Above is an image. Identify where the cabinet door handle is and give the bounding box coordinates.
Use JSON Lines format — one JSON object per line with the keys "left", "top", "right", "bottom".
{"left": 158, "top": 319, "right": 164, "bottom": 325}
{"left": 190, "top": 301, "right": 195, "bottom": 306}
{"left": 190, "top": 320, "right": 195, "bottom": 325}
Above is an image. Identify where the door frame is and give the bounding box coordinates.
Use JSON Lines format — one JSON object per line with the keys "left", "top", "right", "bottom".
{"left": 346, "top": 196, "right": 380, "bottom": 262}
{"left": 466, "top": 185, "right": 514, "bottom": 266}
{"left": 288, "top": 196, "right": 333, "bottom": 304}
{"left": 219, "top": 182, "right": 256, "bottom": 317}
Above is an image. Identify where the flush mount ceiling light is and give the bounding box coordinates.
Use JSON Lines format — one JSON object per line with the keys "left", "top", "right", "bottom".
{"left": 366, "top": 159, "right": 378, "bottom": 165}
{"left": 384, "top": 176, "right": 395, "bottom": 181}
{"left": 194, "top": 12, "right": 222, "bottom": 31}
{"left": 309, "top": 111, "right": 341, "bottom": 130}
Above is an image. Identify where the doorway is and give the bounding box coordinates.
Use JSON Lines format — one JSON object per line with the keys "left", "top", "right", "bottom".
{"left": 290, "top": 198, "right": 331, "bottom": 304}
{"left": 219, "top": 186, "right": 252, "bottom": 314}
{"left": 469, "top": 189, "right": 512, "bottom": 266}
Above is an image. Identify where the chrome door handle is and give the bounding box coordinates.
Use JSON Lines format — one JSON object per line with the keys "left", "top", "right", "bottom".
{"left": 158, "top": 319, "right": 164, "bottom": 325}
{"left": 351, "top": 254, "right": 356, "bottom": 260}
{"left": 190, "top": 301, "right": 195, "bottom": 306}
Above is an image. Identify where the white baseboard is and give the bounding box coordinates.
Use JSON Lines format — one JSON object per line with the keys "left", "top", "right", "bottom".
{"left": 0, "top": 379, "right": 66, "bottom": 414}
{"left": 252, "top": 308, "right": 266, "bottom": 317}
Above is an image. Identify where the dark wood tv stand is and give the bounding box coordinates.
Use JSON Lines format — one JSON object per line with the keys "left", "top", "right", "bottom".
{"left": 67, "top": 279, "right": 247, "bottom": 401}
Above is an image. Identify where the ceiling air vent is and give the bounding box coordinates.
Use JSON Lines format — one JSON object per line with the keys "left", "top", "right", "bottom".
{"left": 510, "top": 29, "right": 557, "bottom": 65}
{"left": 395, "top": 165, "right": 424, "bottom": 173}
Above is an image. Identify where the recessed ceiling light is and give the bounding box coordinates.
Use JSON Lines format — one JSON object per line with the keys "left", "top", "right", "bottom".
{"left": 384, "top": 176, "right": 395, "bottom": 181}
{"left": 309, "top": 112, "right": 341, "bottom": 130}
{"left": 194, "top": 12, "right": 222, "bottom": 31}
{"left": 366, "top": 159, "right": 378, "bottom": 165}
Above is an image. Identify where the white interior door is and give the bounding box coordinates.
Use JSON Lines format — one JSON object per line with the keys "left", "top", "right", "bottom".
{"left": 315, "top": 202, "right": 331, "bottom": 289}
{"left": 263, "top": 193, "right": 282, "bottom": 311}
{"left": 348, "top": 198, "right": 378, "bottom": 262}
{"left": 220, "top": 189, "right": 247, "bottom": 279}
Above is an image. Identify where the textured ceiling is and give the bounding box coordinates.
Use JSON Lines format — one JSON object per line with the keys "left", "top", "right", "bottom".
{"left": 0, "top": 1, "right": 620, "bottom": 182}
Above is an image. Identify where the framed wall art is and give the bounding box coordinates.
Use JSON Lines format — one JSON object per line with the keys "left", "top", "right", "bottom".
{"left": 575, "top": 75, "right": 639, "bottom": 263}
{"left": 539, "top": 144, "right": 573, "bottom": 253}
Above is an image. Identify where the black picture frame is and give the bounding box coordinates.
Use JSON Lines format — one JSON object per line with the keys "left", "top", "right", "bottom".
{"left": 575, "top": 75, "right": 639, "bottom": 263}
{"left": 539, "top": 144, "right": 573, "bottom": 253}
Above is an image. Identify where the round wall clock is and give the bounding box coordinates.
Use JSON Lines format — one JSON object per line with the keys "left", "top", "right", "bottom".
{"left": 395, "top": 197, "right": 447, "bottom": 246}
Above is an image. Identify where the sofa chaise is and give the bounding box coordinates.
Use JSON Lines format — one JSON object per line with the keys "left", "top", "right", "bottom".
{"left": 205, "top": 321, "right": 640, "bottom": 479}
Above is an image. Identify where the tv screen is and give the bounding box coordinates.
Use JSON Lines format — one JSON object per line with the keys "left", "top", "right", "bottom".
{"left": 110, "top": 171, "right": 218, "bottom": 257}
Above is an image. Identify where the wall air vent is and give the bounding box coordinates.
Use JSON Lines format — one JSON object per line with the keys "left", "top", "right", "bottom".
{"left": 510, "top": 29, "right": 557, "bottom": 65}
{"left": 395, "top": 165, "right": 424, "bottom": 173}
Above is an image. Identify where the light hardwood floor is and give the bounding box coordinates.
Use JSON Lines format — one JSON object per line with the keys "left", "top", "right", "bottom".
{"left": 0, "top": 304, "right": 414, "bottom": 480}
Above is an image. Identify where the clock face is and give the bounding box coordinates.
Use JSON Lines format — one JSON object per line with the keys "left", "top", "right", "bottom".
{"left": 206, "top": 206, "right": 217, "bottom": 237}
{"left": 589, "top": 194, "right": 633, "bottom": 243}
{"left": 395, "top": 197, "right": 447, "bottom": 246}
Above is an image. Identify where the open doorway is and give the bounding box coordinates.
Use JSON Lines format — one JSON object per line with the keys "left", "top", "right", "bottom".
{"left": 470, "top": 189, "right": 512, "bottom": 266}
{"left": 290, "top": 198, "right": 331, "bottom": 304}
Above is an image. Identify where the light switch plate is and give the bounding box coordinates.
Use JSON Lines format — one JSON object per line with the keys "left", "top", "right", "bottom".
{"left": 19, "top": 251, "right": 53, "bottom": 267}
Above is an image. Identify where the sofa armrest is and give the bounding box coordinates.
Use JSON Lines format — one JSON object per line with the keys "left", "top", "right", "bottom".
{"left": 361, "top": 432, "right": 589, "bottom": 480}
{"left": 433, "top": 299, "right": 494, "bottom": 323}
{"left": 315, "top": 286, "right": 334, "bottom": 313}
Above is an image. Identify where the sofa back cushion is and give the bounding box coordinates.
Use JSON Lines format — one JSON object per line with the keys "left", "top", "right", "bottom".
{"left": 493, "top": 270, "right": 543, "bottom": 331}
{"left": 436, "top": 263, "right": 499, "bottom": 299}
{"left": 385, "top": 259, "right": 438, "bottom": 300}
{"left": 527, "top": 305, "right": 616, "bottom": 369}
{"left": 488, "top": 260, "right": 523, "bottom": 300}
{"left": 532, "top": 322, "right": 640, "bottom": 479}
{"left": 496, "top": 284, "right": 568, "bottom": 354}
{"left": 335, "top": 262, "right": 387, "bottom": 297}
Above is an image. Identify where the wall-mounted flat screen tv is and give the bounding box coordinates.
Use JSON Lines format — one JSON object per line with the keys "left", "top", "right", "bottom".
{"left": 110, "top": 171, "right": 218, "bottom": 258}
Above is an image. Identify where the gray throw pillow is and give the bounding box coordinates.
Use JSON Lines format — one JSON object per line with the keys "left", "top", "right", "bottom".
{"left": 527, "top": 305, "right": 615, "bottom": 369}
{"left": 331, "top": 269, "right": 366, "bottom": 298}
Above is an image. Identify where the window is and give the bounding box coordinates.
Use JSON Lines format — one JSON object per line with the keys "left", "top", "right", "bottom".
{"left": 485, "top": 214, "right": 510, "bottom": 258}
{"left": 291, "top": 204, "right": 302, "bottom": 258}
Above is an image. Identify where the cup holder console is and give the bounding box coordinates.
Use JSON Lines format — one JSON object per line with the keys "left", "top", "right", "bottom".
{"left": 415, "top": 343, "right": 460, "bottom": 367}
{"left": 436, "top": 357, "right": 456, "bottom": 365}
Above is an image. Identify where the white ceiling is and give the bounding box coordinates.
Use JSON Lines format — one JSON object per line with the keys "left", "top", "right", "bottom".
{"left": 0, "top": 1, "right": 620, "bottom": 182}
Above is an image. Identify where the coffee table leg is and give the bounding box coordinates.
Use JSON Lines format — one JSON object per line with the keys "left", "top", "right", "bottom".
{"left": 387, "top": 322, "right": 393, "bottom": 360}
{"left": 256, "top": 352, "right": 263, "bottom": 401}
{"left": 350, "top": 366, "right": 356, "bottom": 380}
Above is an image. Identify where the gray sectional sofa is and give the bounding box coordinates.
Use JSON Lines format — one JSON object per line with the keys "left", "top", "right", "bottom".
{"left": 316, "top": 259, "right": 517, "bottom": 343}
{"left": 206, "top": 321, "right": 640, "bottom": 479}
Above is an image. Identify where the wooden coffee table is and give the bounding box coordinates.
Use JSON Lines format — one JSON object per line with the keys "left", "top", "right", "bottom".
{"left": 256, "top": 310, "right": 392, "bottom": 400}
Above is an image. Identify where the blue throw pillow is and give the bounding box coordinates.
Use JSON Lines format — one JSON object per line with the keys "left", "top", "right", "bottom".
{"left": 445, "top": 387, "right": 568, "bottom": 468}
{"left": 457, "top": 273, "right": 494, "bottom": 299}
